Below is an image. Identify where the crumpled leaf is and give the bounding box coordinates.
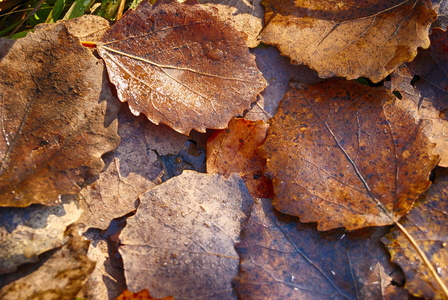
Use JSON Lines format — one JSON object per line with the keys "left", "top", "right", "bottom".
{"left": 260, "top": 79, "right": 439, "bottom": 230}
{"left": 0, "top": 225, "right": 95, "bottom": 300}
{"left": 388, "top": 28, "right": 448, "bottom": 167}
{"left": 234, "top": 198, "right": 408, "bottom": 299}
{"left": 382, "top": 168, "right": 448, "bottom": 299}
{"left": 261, "top": 0, "right": 437, "bottom": 82}
{"left": 76, "top": 229, "right": 127, "bottom": 300}
{"left": 115, "top": 289, "right": 174, "bottom": 300}
{"left": 207, "top": 118, "right": 273, "bottom": 198}
{"left": 98, "top": 0, "right": 267, "bottom": 135}
{"left": 245, "top": 46, "right": 321, "bottom": 122}
{"left": 0, "top": 21, "right": 120, "bottom": 207}
{"left": 0, "top": 197, "right": 82, "bottom": 274}
{"left": 119, "top": 171, "right": 253, "bottom": 299}
{"left": 198, "top": 0, "right": 263, "bottom": 48}
{"left": 78, "top": 105, "right": 187, "bottom": 230}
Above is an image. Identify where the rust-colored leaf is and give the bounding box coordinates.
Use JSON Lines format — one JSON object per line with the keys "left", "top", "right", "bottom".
{"left": 119, "top": 171, "right": 253, "bottom": 299}
{"left": 198, "top": 0, "right": 264, "bottom": 48}
{"left": 261, "top": 0, "right": 437, "bottom": 82}
{"left": 115, "top": 289, "right": 174, "bottom": 300}
{"left": 0, "top": 22, "right": 120, "bottom": 207}
{"left": 77, "top": 105, "right": 188, "bottom": 230}
{"left": 207, "top": 118, "right": 273, "bottom": 198}
{"left": 260, "top": 79, "right": 439, "bottom": 230}
{"left": 98, "top": 0, "right": 267, "bottom": 135}
{"left": 388, "top": 28, "right": 448, "bottom": 167}
{"left": 382, "top": 168, "right": 448, "bottom": 299}
{"left": 234, "top": 198, "right": 408, "bottom": 299}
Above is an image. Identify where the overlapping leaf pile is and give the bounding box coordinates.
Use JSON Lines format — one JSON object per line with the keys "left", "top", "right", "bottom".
{"left": 0, "top": 0, "right": 447, "bottom": 299}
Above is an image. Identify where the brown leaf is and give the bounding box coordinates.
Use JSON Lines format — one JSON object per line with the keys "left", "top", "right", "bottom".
{"left": 0, "top": 197, "right": 82, "bottom": 274}
{"left": 234, "top": 198, "right": 408, "bottom": 299}
{"left": 98, "top": 0, "right": 267, "bottom": 135}
{"left": 78, "top": 105, "right": 187, "bottom": 230}
{"left": 207, "top": 118, "right": 273, "bottom": 198}
{"left": 261, "top": 0, "right": 437, "bottom": 82}
{"left": 388, "top": 28, "right": 448, "bottom": 167}
{"left": 115, "top": 289, "right": 174, "bottom": 300}
{"left": 198, "top": 0, "right": 264, "bottom": 48}
{"left": 431, "top": 0, "right": 448, "bottom": 31}
{"left": 245, "top": 46, "right": 321, "bottom": 122}
{"left": 382, "top": 168, "right": 448, "bottom": 299}
{"left": 259, "top": 79, "right": 439, "bottom": 230}
{"left": 119, "top": 171, "right": 253, "bottom": 299}
{"left": 0, "top": 22, "right": 120, "bottom": 207}
{"left": 0, "top": 225, "right": 95, "bottom": 300}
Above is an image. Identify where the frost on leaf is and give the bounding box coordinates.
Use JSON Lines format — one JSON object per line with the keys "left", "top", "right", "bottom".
{"left": 98, "top": 0, "right": 267, "bottom": 135}
{"left": 0, "top": 22, "right": 120, "bottom": 207}
{"left": 207, "top": 118, "right": 273, "bottom": 198}
{"left": 382, "top": 168, "right": 448, "bottom": 299}
{"left": 0, "top": 197, "right": 82, "bottom": 274}
{"left": 261, "top": 0, "right": 437, "bottom": 82}
{"left": 260, "top": 79, "right": 439, "bottom": 231}
{"left": 198, "top": 0, "right": 264, "bottom": 48}
{"left": 119, "top": 171, "right": 253, "bottom": 299}
{"left": 78, "top": 105, "right": 187, "bottom": 230}
{"left": 234, "top": 198, "right": 408, "bottom": 299}
{"left": 388, "top": 28, "right": 448, "bottom": 167}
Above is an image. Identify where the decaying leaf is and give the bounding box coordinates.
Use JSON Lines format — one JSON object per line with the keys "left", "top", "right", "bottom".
{"left": 119, "top": 171, "right": 253, "bottom": 299}
{"left": 388, "top": 28, "right": 448, "bottom": 167}
{"left": 261, "top": 0, "right": 437, "bottom": 82}
{"left": 431, "top": 0, "right": 448, "bottom": 31}
{"left": 0, "top": 22, "right": 120, "bottom": 207}
{"left": 207, "top": 118, "right": 273, "bottom": 198}
{"left": 78, "top": 105, "right": 187, "bottom": 230}
{"left": 115, "top": 289, "right": 174, "bottom": 300}
{"left": 198, "top": 0, "right": 263, "bottom": 48}
{"left": 0, "top": 225, "right": 95, "bottom": 300}
{"left": 234, "top": 198, "right": 408, "bottom": 299}
{"left": 260, "top": 79, "right": 439, "bottom": 230}
{"left": 245, "top": 47, "right": 321, "bottom": 122}
{"left": 98, "top": 0, "right": 267, "bottom": 135}
{"left": 0, "top": 197, "right": 82, "bottom": 274}
{"left": 382, "top": 168, "right": 448, "bottom": 299}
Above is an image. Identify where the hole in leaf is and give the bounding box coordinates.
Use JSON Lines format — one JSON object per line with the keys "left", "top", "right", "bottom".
{"left": 392, "top": 90, "right": 402, "bottom": 99}
{"left": 410, "top": 75, "right": 421, "bottom": 86}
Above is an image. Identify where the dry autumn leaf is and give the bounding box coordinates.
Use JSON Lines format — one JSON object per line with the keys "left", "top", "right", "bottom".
{"left": 198, "top": 0, "right": 264, "bottom": 48}
{"left": 0, "top": 197, "right": 82, "bottom": 274}
{"left": 431, "top": 0, "right": 448, "bottom": 31}
{"left": 261, "top": 0, "right": 437, "bottom": 82}
{"left": 0, "top": 225, "right": 95, "bottom": 300}
{"left": 97, "top": 0, "right": 267, "bottom": 135}
{"left": 119, "top": 171, "right": 253, "bottom": 299}
{"left": 260, "top": 79, "right": 439, "bottom": 231}
{"left": 234, "top": 198, "right": 408, "bottom": 299}
{"left": 77, "top": 105, "right": 187, "bottom": 230}
{"left": 115, "top": 289, "right": 174, "bottom": 300}
{"left": 388, "top": 28, "right": 448, "bottom": 167}
{"left": 0, "top": 22, "right": 120, "bottom": 207}
{"left": 382, "top": 168, "right": 448, "bottom": 299}
{"left": 207, "top": 118, "right": 273, "bottom": 198}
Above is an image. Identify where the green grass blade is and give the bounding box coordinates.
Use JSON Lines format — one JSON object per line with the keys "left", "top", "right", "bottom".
{"left": 46, "top": 0, "right": 66, "bottom": 23}
{"left": 63, "top": 0, "right": 93, "bottom": 19}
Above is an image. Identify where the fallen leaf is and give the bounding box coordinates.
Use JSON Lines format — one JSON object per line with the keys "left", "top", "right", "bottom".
{"left": 115, "top": 289, "right": 174, "bottom": 300}
{"left": 98, "top": 0, "right": 267, "bottom": 135}
{"left": 245, "top": 46, "right": 321, "bottom": 122}
{"left": 431, "top": 0, "right": 448, "bottom": 31}
{"left": 0, "top": 225, "right": 95, "bottom": 300}
{"left": 0, "top": 21, "right": 120, "bottom": 207}
{"left": 207, "top": 118, "right": 273, "bottom": 198}
{"left": 198, "top": 0, "right": 264, "bottom": 48}
{"left": 388, "top": 28, "right": 448, "bottom": 167}
{"left": 382, "top": 168, "right": 448, "bottom": 299}
{"left": 78, "top": 105, "right": 187, "bottom": 230}
{"left": 234, "top": 198, "right": 408, "bottom": 299}
{"left": 259, "top": 79, "right": 439, "bottom": 230}
{"left": 0, "top": 197, "right": 82, "bottom": 274}
{"left": 261, "top": 0, "right": 437, "bottom": 82}
{"left": 119, "top": 171, "right": 253, "bottom": 299}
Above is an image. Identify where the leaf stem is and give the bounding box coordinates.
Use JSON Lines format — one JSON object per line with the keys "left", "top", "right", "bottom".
{"left": 394, "top": 221, "right": 448, "bottom": 297}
